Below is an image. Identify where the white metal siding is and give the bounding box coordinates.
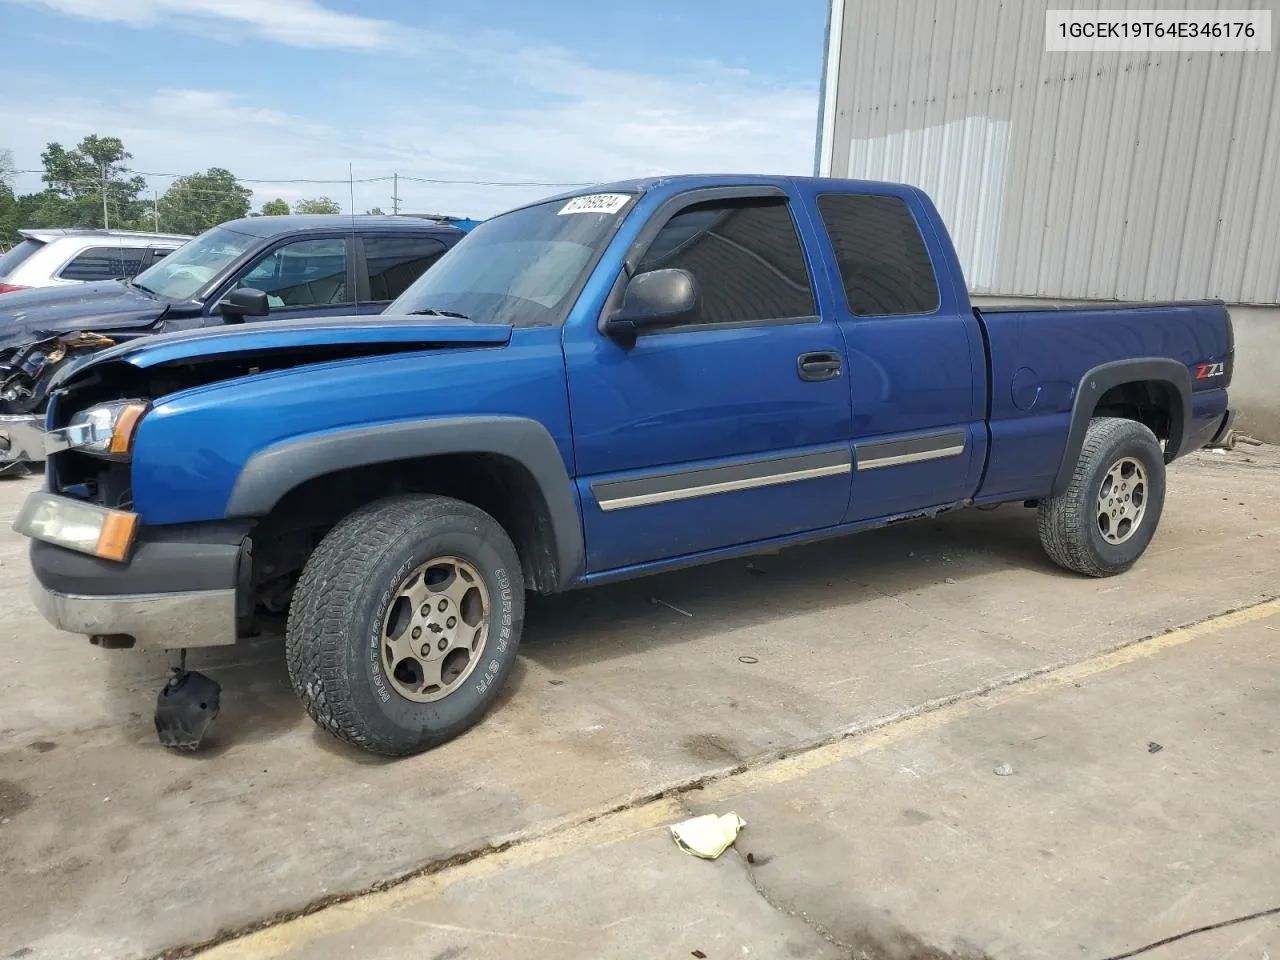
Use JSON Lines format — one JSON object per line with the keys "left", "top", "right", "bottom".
{"left": 824, "top": 0, "right": 1280, "bottom": 304}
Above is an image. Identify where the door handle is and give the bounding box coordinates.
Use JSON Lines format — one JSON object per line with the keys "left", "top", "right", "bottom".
{"left": 797, "top": 351, "right": 842, "bottom": 382}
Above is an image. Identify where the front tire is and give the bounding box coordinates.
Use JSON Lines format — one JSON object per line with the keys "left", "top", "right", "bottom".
{"left": 286, "top": 494, "right": 524, "bottom": 757}
{"left": 1037, "top": 417, "right": 1166, "bottom": 577}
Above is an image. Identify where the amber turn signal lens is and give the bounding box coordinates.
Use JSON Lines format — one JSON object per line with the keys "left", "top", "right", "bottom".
{"left": 96, "top": 510, "right": 139, "bottom": 562}
{"left": 108, "top": 403, "right": 148, "bottom": 456}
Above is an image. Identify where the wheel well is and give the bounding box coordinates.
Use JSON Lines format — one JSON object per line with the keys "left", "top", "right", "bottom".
{"left": 249, "top": 454, "right": 563, "bottom": 604}
{"left": 1093, "top": 380, "right": 1176, "bottom": 446}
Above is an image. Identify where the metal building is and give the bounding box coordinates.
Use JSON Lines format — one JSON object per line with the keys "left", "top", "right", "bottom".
{"left": 815, "top": 0, "right": 1280, "bottom": 437}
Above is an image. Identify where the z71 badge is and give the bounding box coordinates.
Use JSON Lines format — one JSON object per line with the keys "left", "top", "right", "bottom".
{"left": 1195, "top": 361, "right": 1225, "bottom": 380}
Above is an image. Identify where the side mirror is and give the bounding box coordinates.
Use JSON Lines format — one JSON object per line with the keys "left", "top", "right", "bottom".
{"left": 604, "top": 268, "right": 699, "bottom": 343}
{"left": 218, "top": 287, "right": 270, "bottom": 322}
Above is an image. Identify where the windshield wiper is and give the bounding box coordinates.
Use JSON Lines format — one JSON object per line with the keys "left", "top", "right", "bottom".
{"left": 126, "top": 279, "right": 160, "bottom": 298}
{"left": 407, "top": 307, "right": 471, "bottom": 320}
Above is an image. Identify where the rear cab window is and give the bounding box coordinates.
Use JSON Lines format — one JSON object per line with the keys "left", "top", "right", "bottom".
{"left": 816, "top": 193, "right": 939, "bottom": 316}
{"left": 364, "top": 236, "right": 448, "bottom": 301}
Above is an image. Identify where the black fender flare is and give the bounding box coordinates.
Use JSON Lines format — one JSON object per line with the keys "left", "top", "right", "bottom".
{"left": 1051, "top": 358, "right": 1192, "bottom": 497}
{"left": 224, "top": 416, "right": 583, "bottom": 589}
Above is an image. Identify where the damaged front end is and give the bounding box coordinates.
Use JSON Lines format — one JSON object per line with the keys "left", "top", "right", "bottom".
{"left": 0, "top": 332, "right": 117, "bottom": 473}
{"left": 1, "top": 331, "right": 117, "bottom": 411}
{"left": 21, "top": 316, "right": 511, "bottom": 750}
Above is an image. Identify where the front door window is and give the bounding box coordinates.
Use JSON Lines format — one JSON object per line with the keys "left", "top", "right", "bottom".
{"left": 238, "top": 238, "right": 351, "bottom": 309}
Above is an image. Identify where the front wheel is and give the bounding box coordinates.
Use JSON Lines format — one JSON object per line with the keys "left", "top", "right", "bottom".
{"left": 286, "top": 494, "right": 524, "bottom": 756}
{"left": 1037, "top": 417, "right": 1166, "bottom": 577}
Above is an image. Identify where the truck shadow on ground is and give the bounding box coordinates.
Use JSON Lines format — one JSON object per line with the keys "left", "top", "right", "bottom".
{"left": 98, "top": 505, "right": 1057, "bottom": 754}
{"left": 520, "top": 504, "right": 1061, "bottom": 668}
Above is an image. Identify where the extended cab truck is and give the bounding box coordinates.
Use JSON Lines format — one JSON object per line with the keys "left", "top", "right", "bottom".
{"left": 15, "top": 176, "right": 1234, "bottom": 755}
{"left": 0, "top": 215, "right": 464, "bottom": 473}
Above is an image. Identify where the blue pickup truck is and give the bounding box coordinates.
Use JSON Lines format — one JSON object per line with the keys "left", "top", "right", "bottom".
{"left": 15, "top": 175, "right": 1233, "bottom": 755}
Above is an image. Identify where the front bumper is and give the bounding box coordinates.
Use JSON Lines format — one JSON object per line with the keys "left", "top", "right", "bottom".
{"left": 0, "top": 414, "right": 46, "bottom": 465}
{"left": 31, "top": 580, "right": 236, "bottom": 647}
{"left": 25, "top": 514, "right": 253, "bottom": 648}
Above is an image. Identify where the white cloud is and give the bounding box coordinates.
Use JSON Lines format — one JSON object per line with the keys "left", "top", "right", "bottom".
{"left": 148, "top": 90, "right": 335, "bottom": 142}
{"left": 11, "top": 0, "right": 398, "bottom": 49}
{"left": 364, "top": 41, "right": 819, "bottom": 203}
{"left": 2, "top": 28, "right": 818, "bottom": 220}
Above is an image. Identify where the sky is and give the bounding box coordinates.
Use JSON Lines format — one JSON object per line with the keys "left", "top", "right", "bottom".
{"left": 0, "top": 0, "right": 829, "bottom": 220}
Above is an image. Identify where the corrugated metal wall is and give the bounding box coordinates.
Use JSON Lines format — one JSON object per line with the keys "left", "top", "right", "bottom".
{"left": 824, "top": 0, "right": 1280, "bottom": 304}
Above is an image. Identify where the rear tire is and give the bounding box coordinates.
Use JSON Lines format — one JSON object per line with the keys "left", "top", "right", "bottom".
{"left": 1037, "top": 417, "right": 1166, "bottom": 577}
{"left": 286, "top": 494, "right": 524, "bottom": 757}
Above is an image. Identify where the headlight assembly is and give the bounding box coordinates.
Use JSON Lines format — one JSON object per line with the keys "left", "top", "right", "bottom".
{"left": 46, "top": 399, "right": 149, "bottom": 459}
{"left": 13, "top": 493, "right": 138, "bottom": 561}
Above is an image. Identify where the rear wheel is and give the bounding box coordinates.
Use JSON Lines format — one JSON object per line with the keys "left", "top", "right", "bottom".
{"left": 1037, "top": 417, "right": 1166, "bottom": 577}
{"left": 286, "top": 494, "right": 524, "bottom": 756}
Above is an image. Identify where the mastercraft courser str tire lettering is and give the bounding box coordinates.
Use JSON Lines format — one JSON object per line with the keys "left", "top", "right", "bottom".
{"left": 286, "top": 494, "right": 525, "bottom": 756}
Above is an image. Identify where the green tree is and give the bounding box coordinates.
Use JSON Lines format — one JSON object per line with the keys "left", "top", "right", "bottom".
{"left": 17, "top": 190, "right": 73, "bottom": 226}
{"left": 294, "top": 197, "right": 341, "bottom": 215}
{"left": 41, "top": 134, "right": 146, "bottom": 229}
{"left": 365, "top": 206, "right": 384, "bottom": 215}
{"left": 2, "top": 189, "right": 74, "bottom": 246}
{"left": 158, "top": 167, "right": 253, "bottom": 234}
{"left": 260, "top": 198, "right": 290, "bottom": 216}
{"left": 0, "top": 149, "right": 18, "bottom": 247}
{"left": 0, "top": 186, "right": 16, "bottom": 249}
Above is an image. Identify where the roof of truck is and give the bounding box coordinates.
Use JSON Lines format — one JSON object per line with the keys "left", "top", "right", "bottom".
{"left": 542, "top": 175, "right": 757, "bottom": 202}
{"left": 534, "top": 174, "right": 921, "bottom": 209}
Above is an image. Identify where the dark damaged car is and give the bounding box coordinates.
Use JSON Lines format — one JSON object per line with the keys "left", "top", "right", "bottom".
{"left": 0, "top": 215, "right": 464, "bottom": 473}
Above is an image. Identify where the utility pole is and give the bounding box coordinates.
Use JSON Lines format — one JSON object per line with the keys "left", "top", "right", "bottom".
{"left": 391, "top": 172, "right": 400, "bottom": 215}
{"left": 101, "top": 162, "right": 110, "bottom": 230}
{"left": 153, "top": 189, "right": 160, "bottom": 231}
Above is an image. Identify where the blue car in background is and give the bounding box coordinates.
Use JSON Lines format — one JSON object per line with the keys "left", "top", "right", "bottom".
{"left": 0, "top": 215, "right": 464, "bottom": 471}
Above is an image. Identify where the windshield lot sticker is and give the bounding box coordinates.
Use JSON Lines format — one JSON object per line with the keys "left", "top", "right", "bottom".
{"left": 558, "top": 194, "right": 631, "bottom": 216}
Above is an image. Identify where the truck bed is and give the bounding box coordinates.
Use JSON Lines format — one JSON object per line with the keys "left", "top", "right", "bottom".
{"left": 975, "top": 300, "right": 1233, "bottom": 503}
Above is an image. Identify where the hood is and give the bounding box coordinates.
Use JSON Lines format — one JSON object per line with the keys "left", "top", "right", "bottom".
{"left": 67, "top": 314, "right": 513, "bottom": 374}
{"left": 0, "top": 281, "right": 169, "bottom": 348}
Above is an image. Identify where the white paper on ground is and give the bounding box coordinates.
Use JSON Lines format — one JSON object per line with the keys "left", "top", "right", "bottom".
{"left": 670, "top": 812, "right": 746, "bottom": 859}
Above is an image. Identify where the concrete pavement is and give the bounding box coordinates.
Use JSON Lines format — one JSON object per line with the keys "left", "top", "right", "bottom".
{"left": 196, "top": 601, "right": 1280, "bottom": 960}
{"left": 1, "top": 445, "right": 1278, "bottom": 959}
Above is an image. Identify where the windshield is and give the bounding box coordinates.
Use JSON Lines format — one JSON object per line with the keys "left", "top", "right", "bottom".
{"left": 389, "top": 193, "right": 635, "bottom": 326}
{"left": 131, "top": 226, "right": 257, "bottom": 301}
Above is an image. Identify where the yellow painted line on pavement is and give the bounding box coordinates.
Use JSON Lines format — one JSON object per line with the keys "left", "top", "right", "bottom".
{"left": 191, "top": 598, "right": 1280, "bottom": 960}
{"left": 192, "top": 797, "right": 685, "bottom": 960}
{"left": 702, "top": 597, "right": 1280, "bottom": 802}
